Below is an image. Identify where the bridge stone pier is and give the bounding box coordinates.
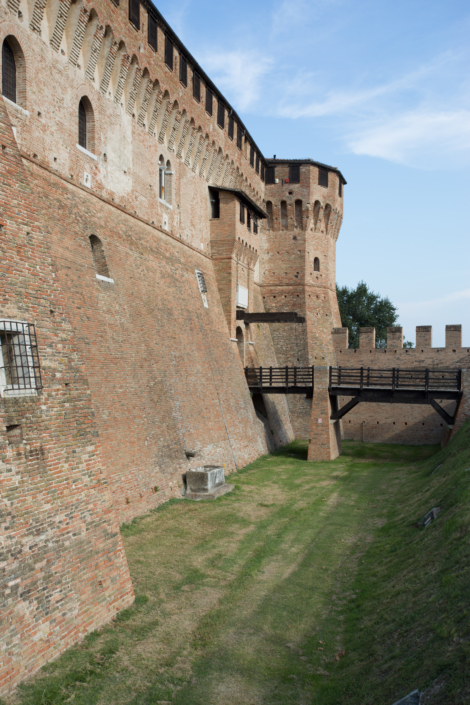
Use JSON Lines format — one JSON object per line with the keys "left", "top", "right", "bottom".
{"left": 307, "top": 366, "right": 342, "bottom": 461}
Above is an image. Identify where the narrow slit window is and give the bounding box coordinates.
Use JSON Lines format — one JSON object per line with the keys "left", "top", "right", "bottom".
{"left": 250, "top": 145, "right": 254, "bottom": 167}
{"left": 280, "top": 201, "right": 287, "bottom": 228}
{"left": 210, "top": 190, "right": 220, "bottom": 219}
{"left": 0, "top": 320, "right": 42, "bottom": 397}
{"left": 164, "top": 35, "right": 173, "bottom": 70}
{"left": 266, "top": 201, "right": 273, "bottom": 229}
{"left": 256, "top": 154, "right": 260, "bottom": 174}
{"left": 193, "top": 73, "right": 201, "bottom": 102}
{"left": 318, "top": 168, "right": 328, "bottom": 187}
{"left": 78, "top": 99, "right": 87, "bottom": 149}
{"left": 2, "top": 40, "right": 16, "bottom": 104}
{"left": 205, "top": 86, "right": 213, "bottom": 115}
{"left": 314, "top": 257, "right": 320, "bottom": 272}
{"left": 253, "top": 217, "right": 259, "bottom": 234}
{"left": 179, "top": 54, "right": 187, "bottom": 86}
{"left": 217, "top": 100, "right": 224, "bottom": 128}
{"left": 247, "top": 211, "right": 251, "bottom": 231}
{"left": 228, "top": 115, "right": 234, "bottom": 140}
{"left": 261, "top": 163, "right": 265, "bottom": 181}
{"left": 338, "top": 179, "right": 343, "bottom": 197}
{"left": 148, "top": 14, "right": 157, "bottom": 51}
{"left": 129, "top": 0, "right": 140, "bottom": 29}
{"left": 240, "top": 201, "right": 245, "bottom": 224}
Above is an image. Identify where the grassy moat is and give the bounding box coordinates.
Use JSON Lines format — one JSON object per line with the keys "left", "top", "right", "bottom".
{"left": 6, "top": 422, "right": 470, "bottom": 705}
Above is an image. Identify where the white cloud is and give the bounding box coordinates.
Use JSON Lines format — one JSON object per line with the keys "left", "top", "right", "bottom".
{"left": 348, "top": 110, "right": 470, "bottom": 166}
{"left": 199, "top": 50, "right": 273, "bottom": 112}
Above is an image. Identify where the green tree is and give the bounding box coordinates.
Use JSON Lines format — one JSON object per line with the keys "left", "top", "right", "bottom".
{"left": 336, "top": 281, "right": 414, "bottom": 349}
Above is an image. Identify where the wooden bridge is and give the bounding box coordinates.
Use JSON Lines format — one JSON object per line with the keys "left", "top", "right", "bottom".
{"left": 245, "top": 366, "right": 463, "bottom": 426}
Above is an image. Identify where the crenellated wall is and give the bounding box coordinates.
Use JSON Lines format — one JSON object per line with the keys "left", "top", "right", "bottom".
{"left": 332, "top": 325, "right": 470, "bottom": 445}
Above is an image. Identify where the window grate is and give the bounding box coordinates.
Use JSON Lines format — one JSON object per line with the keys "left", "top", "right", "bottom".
{"left": 193, "top": 73, "right": 201, "bottom": 102}
{"left": 148, "top": 14, "right": 157, "bottom": 51}
{"left": 2, "top": 40, "right": 16, "bottom": 104}
{"left": 318, "top": 168, "right": 328, "bottom": 187}
{"left": 205, "top": 86, "right": 213, "bottom": 115}
{"left": 265, "top": 166, "right": 275, "bottom": 184}
{"left": 179, "top": 54, "right": 187, "bottom": 86}
{"left": 0, "top": 321, "right": 42, "bottom": 396}
{"left": 289, "top": 165, "right": 300, "bottom": 183}
{"left": 78, "top": 100, "right": 87, "bottom": 149}
{"left": 237, "top": 124, "right": 242, "bottom": 150}
{"left": 164, "top": 35, "right": 173, "bottom": 70}
{"left": 128, "top": 0, "right": 140, "bottom": 29}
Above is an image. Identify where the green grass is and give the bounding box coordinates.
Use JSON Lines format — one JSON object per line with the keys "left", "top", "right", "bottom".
{"left": 6, "top": 422, "right": 470, "bottom": 705}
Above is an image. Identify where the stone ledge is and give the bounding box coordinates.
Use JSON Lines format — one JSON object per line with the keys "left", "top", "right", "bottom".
{"left": 185, "top": 483, "right": 235, "bottom": 501}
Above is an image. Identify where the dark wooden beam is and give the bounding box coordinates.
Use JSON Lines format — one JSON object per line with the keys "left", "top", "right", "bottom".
{"left": 331, "top": 396, "right": 361, "bottom": 420}
{"left": 237, "top": 312, "right": 305, "bottom": 323}
{"left": 429, "top": 398, "right": 455, "bottom": 426}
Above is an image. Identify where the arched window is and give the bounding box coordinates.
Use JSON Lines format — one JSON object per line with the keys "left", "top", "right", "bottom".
{"left": 295, "top": 199, "right": 302, "bottom": 229}
{"left": 280, "top": 201, "right": 287, "bottom": 228}
{"left": 158, "top": 155, "right": 165, "bottom": 201}
{"left": 236, "top": 326, "right": 244, "bottom": 365}
{"left": 89, "top": 235, "right": 110, "bottom": 278}
{"left": 266, "top": 201, "right": 273, "bottom": 229}
{"left": 314, "top": 257, "right": 320, "bottom": 272}
{"left": 78, "top": 97, "right": 95, "bottom": 153}
{"left": 2, "top": 40, "right": 16, "bottom": 103}
{"left": 165, "top": 159, "right": 172, "bottom": 204}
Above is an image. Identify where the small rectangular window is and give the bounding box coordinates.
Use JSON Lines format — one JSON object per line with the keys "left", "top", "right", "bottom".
{"left": 148, "top": 14, "right": 157, "bottom": 51}
{"left": 205, "top": 86, "right": 213, "bottom": 115}
{"left": 247, "top": 211, "right": 251, "bottom": 231}
{"left": 165, "top": 35, "right": 174, "bottom": 70}
{"left": 265, "top": 166, "right": 275, "bottom": 184}
{"left": 239, "top": 201, "right": 245, "bottom": 224}
{"left": 289, "top": 165, "right": 300, "bottom": 183}
{"left": 0, "top": 320, "right": 42, "bottom": 397}
{"left": 210, "top": 190, "right": 220, "bottom": 219}
{"left": 339, "top": 179, "right": 343, "bottom": 197}
{"left": 217, "top": 101, "right": 225, "bottom": 128}
{"left": 256, "top": 154, "right": 260, "bottom": 174}
{"left": 228, "top": 115, "right": 234, "bottom": 140}
{"left": 319, "top": 168, "right": 329, "bottom": 187}
{"left": 250, "top": 145, "right": 254, "bottom": 167}
{"left": 179, "top": 54, "right": 187, "bottom": 86}
{"left": 129, "top": 0, "right": 140, "bottom": 29}
{"left": 193, "top": 73, "right": 201, "bottom": 102}
{"left": 237, "top": 124, "right": 242, "bottom": 150}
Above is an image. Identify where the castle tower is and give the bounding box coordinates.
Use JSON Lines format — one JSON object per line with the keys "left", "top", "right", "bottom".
{"left": 260, "top": 159, "right": 346, "bottom": 437}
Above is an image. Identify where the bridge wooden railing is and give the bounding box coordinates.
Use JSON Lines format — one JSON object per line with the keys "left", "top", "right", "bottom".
{"left": 245, "top": 366, "right": 314, "bottom": 389}
{"left": 329, "top": 367, "right": 462, "bottom": 392}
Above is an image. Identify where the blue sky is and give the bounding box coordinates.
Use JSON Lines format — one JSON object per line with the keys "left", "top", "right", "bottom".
{"left": 157, "top": 0, "right": 470, "bottom": 347}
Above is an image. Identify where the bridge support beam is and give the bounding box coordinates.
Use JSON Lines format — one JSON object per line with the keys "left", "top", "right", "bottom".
{"left": 308, "top": 366, "right": 342, "bottom": 462}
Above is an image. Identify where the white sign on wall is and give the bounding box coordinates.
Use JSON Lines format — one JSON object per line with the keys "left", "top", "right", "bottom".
{"left": 237, "top": 285, "right": 248, "bottom": 309}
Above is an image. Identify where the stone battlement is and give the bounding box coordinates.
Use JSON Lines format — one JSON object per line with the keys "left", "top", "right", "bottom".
{"left": 332, "top": 325, "right": 467, "bottom": 352}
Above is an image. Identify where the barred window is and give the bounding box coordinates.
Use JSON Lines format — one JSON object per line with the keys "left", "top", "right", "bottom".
{"left": 237, "top": 124, "right": 242, "bottom": 150}
{"left": 265, "top": 166, "right": 275, "bottom": 184}
{"left": 128, "top": 0, "right": 140, "bottom": 29}
{"left": 2, "top": 40, "right": 16, "bottom": 104}
{"left": 193, "top": 73, "right": 201, "bottom": 102}
{"left": 318, "top": 168, "right": 328, "bottom": 187}
{"left": 228, "top": 115, "right": 234, "bottom": 140}
{"left": 289, "top": 165, "right": 300, "bottom": 183}
{"left": 165, "top": 35, "right": 173, "bottom": 70}
{"left": 0, "top": 321, "right": 42, "bottom": 397}
{"left": 148, "top": 14, "right": 157, "bottom": 51}
{"left": 205, "top": 86, "right": 213, "bottom": 115}
{"left": 217, "top": 100, "right": 224, "bottom": 128}
{"left": 179, "top": 54, "right": 187, "bottom": 86}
